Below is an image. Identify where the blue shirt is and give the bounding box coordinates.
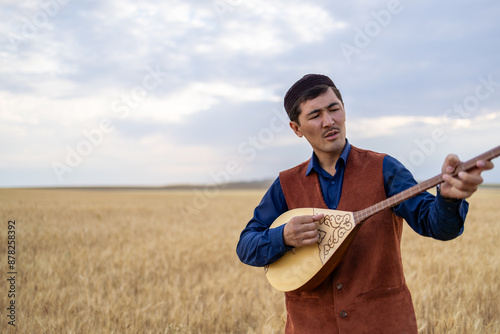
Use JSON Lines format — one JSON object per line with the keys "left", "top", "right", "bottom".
{"left": 236, "top": 140, "right": 469, "bottom": 267}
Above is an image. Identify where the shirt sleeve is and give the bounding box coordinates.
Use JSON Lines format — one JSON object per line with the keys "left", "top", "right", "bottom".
{"left": 236, "top": 177, "right": 293, "bottom": 267}
{"left": 383, "top": 155, "right": 469, "bottom": 240}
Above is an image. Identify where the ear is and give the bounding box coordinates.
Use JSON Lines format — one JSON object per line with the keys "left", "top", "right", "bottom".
{"left": 289, "top": 121, "right": 303, "bottom": 138}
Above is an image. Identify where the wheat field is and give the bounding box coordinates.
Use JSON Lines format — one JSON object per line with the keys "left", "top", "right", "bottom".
{"left": 0, "top": 187, "right": 499, "bottom": 333}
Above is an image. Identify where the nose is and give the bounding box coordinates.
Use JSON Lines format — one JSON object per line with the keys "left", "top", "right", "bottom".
{"left": 322, "top": 112, "right": 335, "bottom": 128}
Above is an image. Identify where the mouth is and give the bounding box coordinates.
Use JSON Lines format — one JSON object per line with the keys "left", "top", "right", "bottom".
{"left": 324, "top": 128, "right": 340, "bottom": 140}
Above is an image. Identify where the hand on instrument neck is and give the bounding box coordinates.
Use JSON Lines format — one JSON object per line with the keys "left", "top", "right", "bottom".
{"left": 439, "top": 154, "right": 494, "bottom": 200}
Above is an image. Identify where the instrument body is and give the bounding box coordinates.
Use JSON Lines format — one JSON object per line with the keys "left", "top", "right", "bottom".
{"left": 265, "top": 208, "right": 359, "bottom": 292}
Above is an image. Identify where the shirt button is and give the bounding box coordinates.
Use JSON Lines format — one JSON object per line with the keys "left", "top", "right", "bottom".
{"left": 331, "top": 181, "right": 335, "bottom": 184}
{"left": 336, "top": 283, "right": 343, "bottom": 290}
{"left": 340, "top": 311, "right": 348, "bottom": 318}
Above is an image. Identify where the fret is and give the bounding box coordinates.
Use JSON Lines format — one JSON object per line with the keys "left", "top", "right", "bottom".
{"left": 353, "top": 145, "right": 500, "bottom": 225}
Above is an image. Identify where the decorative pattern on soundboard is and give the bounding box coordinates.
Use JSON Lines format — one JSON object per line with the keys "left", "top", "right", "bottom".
{"left": 317, "top": 214, "right": 354, "bottom": 264}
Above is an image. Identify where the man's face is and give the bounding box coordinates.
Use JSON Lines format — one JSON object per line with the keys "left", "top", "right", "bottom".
{"left": 289, "top": 87, "right": 347, "bottom": 160}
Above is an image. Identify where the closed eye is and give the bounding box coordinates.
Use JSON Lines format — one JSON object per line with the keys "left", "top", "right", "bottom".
{"left": 308, "top": 112, "right": 320, "bottom": 119}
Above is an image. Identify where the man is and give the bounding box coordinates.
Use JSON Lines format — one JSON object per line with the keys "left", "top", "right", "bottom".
{"left": 236, "top": 74, "right": 494, "bottom": 333}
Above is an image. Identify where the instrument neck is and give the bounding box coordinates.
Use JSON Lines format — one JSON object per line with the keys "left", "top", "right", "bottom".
{"left": 353, "top": 145, "right": 500, "bottom": 224}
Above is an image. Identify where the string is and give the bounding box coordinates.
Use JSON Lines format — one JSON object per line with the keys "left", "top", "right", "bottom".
{"left": 353, "top": 145, "right": 500, "bottom": 224}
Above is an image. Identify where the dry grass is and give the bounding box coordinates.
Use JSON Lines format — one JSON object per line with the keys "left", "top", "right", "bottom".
{"left": 403, "top": 188, "right": 500, "bottom": 334}
{"left": 0, "top": 187, "right": 499, "bottom": 333}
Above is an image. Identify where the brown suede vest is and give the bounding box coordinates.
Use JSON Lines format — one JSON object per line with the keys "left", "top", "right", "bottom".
{"left": 279, "top": 146, "right": 418, "bottom": 334}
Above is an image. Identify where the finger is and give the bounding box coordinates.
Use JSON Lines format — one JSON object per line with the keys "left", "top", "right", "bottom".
{"left": 442, "top": 154, "right": 460, "bottom": 174}
{"left": 462, "top": 161, "right": 494, "bottom": 177}
{"left": 474, "top": 160, "right": 494, "bottom": 172}
{"left": 311, "top": 213, "right": 324, "bottom": 222}
{"left": 443, "top": 174, "right": 479, "bottom": 196}
{"left": 300, "top": 228, "right": 320, "bottom": 244}
{"left": 305, "top": 214, "right": 325, "bottom": 230}
{"left": 457, "top": 171, "right": 484, "bottom": 186}
{"left": 301, "top": 234, "right": 320, "bottom": 246}
{"left": 296, "top": 214, "right": 324, "bottom": 229}
{"left": 443, "top": 173, "right": 474, "bottom": 189}
{"left": 285, "top": 217, "right": 317, "bottom": 236}
{"left": 302, "top": 229, "right": 320, "bottom": 239}
{"left": 298, "top": 222, "right": 319, "bottom": 233}
{"left": 293, "top": 213, "right": 323, "bottom": 224}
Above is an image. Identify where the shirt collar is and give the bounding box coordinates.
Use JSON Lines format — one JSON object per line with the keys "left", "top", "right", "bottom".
{"left": 306, "top": 139, "right": 351, "bottom": 176}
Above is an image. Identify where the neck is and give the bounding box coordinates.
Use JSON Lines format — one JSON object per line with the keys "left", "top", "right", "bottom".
{"left": 318, "top": 154, "right": 339, "bottom": 176}
{"left": 315, "top": 142, "right": 346, "bottom": 176}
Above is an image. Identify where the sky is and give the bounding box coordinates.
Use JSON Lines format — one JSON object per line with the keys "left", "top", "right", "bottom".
{"left": 1, "top": 0, "right": 500, "bottom": 187}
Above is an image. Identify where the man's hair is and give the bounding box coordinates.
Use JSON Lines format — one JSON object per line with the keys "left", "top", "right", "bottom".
{"left": 288, "top": 85, "right": 344, "bottom": 124}
{"left": 283, "top": 74, "right": 343, "bottom": 124}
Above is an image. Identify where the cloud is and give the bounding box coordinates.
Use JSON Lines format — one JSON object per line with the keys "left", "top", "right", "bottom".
{"left": 1, "top": 0, "right": 499, "bottom": 186}
{"left": 349, "top": 111, "right": 500, "bottom": 141}
{"left": 201, "top": 1, "right": 346, "bottom": 57}
{"left": 123, "top": 81, "right": 281, "bottom": 123}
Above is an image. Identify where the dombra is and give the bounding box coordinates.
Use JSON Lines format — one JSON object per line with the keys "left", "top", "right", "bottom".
{"left": 265, "top": 145, "right": 500, "bottom": 292}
